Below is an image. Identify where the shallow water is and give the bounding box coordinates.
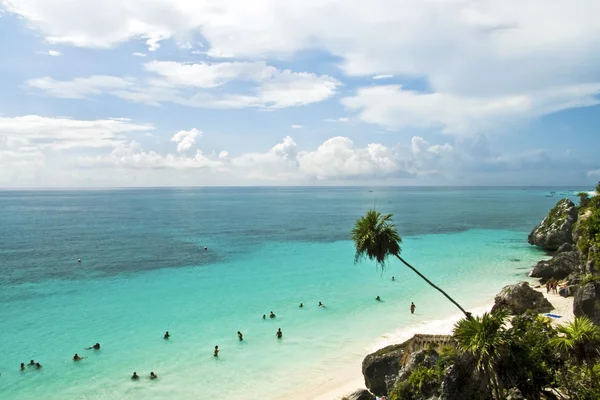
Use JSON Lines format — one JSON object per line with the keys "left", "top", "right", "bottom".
{"left": 0, "top": 187, "right": 582, "bottom": 399}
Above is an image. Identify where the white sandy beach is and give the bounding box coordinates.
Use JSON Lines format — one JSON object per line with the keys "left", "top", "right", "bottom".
{"left": 307, "top": 285, "right": 575, "bottom": 400}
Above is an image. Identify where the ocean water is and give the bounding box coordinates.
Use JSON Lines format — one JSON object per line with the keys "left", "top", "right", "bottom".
{"left": 0, "top": 187, "right": 585, "bottom": 399}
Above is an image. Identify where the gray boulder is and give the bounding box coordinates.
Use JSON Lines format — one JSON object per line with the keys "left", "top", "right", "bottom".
{"left": 491, "top": 282, "right": 553, "bottom": 315}
{"left": 528, "top": 199, "right": 578, "bottom": 251}
{"left": 440, "top": 352, "right": 488, "bottom": 400}
{"left": 361, "top": 343, "right": 407, "bottom": 397}
{"left": 530, "top": 251, "right": 581, "bottom": 283}
{"left": 341, "top": 389, "right": 375, "bottom": 400}
{"left": 574, "top": 282, "right": 600, "bottom": 325}
{"left": 393, "top": 349, "right": 440, "bottom": 387}
{"left": 556, "top": 243, "right": 574, "bottom": 253}
{"left": 389, "top": 349, "right": 442, "bottom": 400}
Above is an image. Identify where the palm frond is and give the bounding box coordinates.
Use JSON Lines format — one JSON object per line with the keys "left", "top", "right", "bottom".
{"left": 351, "top": 209, "right": 402, "bottom": 269}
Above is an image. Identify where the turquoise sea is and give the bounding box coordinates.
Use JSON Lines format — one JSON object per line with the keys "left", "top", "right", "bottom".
{"left": 0, "top": 187, "right": 584, "bottom": 399}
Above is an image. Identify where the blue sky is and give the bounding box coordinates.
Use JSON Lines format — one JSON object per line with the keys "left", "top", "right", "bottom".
{"left": 0, "top": 0, "right": 599, "bottom": 187}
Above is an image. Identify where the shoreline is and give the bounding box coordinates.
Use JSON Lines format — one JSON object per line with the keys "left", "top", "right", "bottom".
{"left": 306, "top": 282, "right": 574, "bottom": 400}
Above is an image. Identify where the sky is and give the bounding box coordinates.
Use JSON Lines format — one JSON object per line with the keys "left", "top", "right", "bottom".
{"left": 0, "top": 0, "right": 599, "bottom": 187}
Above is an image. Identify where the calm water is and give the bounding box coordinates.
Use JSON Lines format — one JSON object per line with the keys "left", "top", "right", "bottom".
{"left": 0, "top": 187, "right": 583, "bottom": 399}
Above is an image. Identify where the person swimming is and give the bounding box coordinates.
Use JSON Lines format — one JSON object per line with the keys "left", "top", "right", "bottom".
{"left": 28, "top": 360, "right": 35, "bottom": 366}
{"left": 131, "top": 372, "right": 139, "bottom": 380}
{"left": 276, "top": 328, "right": 283, "bottom": 339}
{"left": 299, "top": 303, "right": 303, "bottom": 308}
{"left": 262, "top": 314, "right": 266, "bottom": 319}
{"left": 164, "top": 331, "right": 170, "bottom": 339}
{"left": 35, "top": 363, "right": 42, "bottom": 369}
{"left": 204, "top": 247, "right": 208, "bottom": 251}
{"left": 392, "top": 276, "right": 395, "bottom": 281}
{"left": 318, "top": 302, "right": 324, "bottom": 307}
{"left": 78, "top": 258, "right": 81, "bottom": 263}
{"left": 269, "top": 311, "right": 276, "bottom": 318}
{"left": 73, "top": 353, "right": 85, "bottom": 361}
{"left": 150, "top": 372, "right": 158, "bottom": 380}
{"left": 410, "top": 302, "right": 416, "bottom": 314}
{"left": 86, "top": 343, "right": 100, "bottom": 350}
{"left": 20, "top": 363, "right": 25, "bottom": 371}
{"left": 214, "top": 346, "right": 219, "bottom": 357}
{"left": 376, "top": 296, "right": 381, "bottom": 301}
{"left": 237, "top": 331, "right": 243, "bottom": 341}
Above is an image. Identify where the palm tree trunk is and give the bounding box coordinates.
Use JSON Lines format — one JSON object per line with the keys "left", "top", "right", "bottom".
{"left": 395, "top": 254, "right": 472, "bottom": 319}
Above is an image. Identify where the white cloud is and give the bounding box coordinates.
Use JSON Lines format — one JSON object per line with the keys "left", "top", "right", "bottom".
{"left": 170, "top": 128, "right": 202, "bottom": 153}
{"left": 6, "top": 0, "right": 600, "bottom": 131}
{"left": 144, "top": 60, "right": 277, "bottom": 89}
{"left": 0, "top": 115, "right": 593, "bottom": 186}
{"left": 588, "top": 169, "right": 600, "bottom": 177}
{"left": 343, "top": 84, "right": 600, "bottom": 135}
{"left": 291, "top": 125, "right": 303, "bottom": 129}
{"left": 47, "top": 50, "right": 61, "bottom": 56}
{"left": 27, "top": 76, "right": 135, "bottom": 99}
{"left": 132, "top": 52, "right": 147, "bottom": 57}
{"left": 27, "top": 61, "right": 340, "bottom": 109}
{"left": 0, "top": 115, "right": 153, "bottom": 150}
{"left": 373, "top": 74, "right": 393, "bottom": 80}
{"left": 325, "top": 117, "right": 350, "bottom": 123}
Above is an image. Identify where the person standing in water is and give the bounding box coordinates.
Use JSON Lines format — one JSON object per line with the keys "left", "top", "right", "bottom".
{"left": 237, "top": 331, "right": 243, "bottom": 341}
{"left": 213, "top": 346, "right": 219, "bottom": 357}
{"left": 410, "top": 302, "right": 416, "bottom": 314}
{"left": 269, "top": 311, "right": 276, "bottom": 318}
{"left": 262, "top": 314, "right": 266, "bottom": 320}
{"left": 20, "top": 363, "right": 25, "bottom": 371}
{"left": 131, "top": 372, "right": 139, "bottom": 380}
{"left": 164, "top": 331, "right": 170, "bottom": 339}
{"left": 73, "top": 353, "right": 85, "bottom": 361}
{"left": 299, "top": 303, "right": 303, "bottom": 308}
{"left": 376, "top": 296, "right": 381, "bottom": 301}
{"left": 392, "top": 276, "right": 395, "bottom": 281}
{"left": 276, "top": 328, "right": 283, "bottom": 339}
{"left": 150, "top": 372, "right": 158, "bottom": 379}
{"left": 318, "top": 302, "right": 324, "bottom": 307}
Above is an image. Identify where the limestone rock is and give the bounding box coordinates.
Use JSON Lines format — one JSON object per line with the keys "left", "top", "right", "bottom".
{"left": 556, "top": 243, "right": 574, "bottom": 253}
{"left": 491, "top": 282, "right": 553, "bottom": 315}
{"left": 361, "top": 343, "right": 406, "bottom": 397}
{"left": 529, "top": 251, "right": 581, "bottom": 283}
{"left": 574, "top": 282, "right": 600, "bottom": 325}
{"left": 341, "top": 389, "right": 375, "bottom": 400}
{"left": 528, "top": 199, "right": 578, "bottom": 251}
{"left": 393, "top": 349, "right": 440, "bottom": 388}
{"left": 440, "top": 352, "right": 487, "bottom": 400}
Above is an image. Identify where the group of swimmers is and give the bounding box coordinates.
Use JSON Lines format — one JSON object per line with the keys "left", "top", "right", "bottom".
{"left": 19, "top": 360, "right": 42, "bottom": 370}
{"left": 16, "top": 295, "right": 416, "bottom": 379}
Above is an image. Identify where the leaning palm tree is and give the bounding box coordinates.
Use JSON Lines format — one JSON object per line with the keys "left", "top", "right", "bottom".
{"left": 454, "top": 309, "right": 508, "bottom": 399}
{"left": 549, "top": 316, "right": 600, "bottom": 374}
{"left": 352, "top": 209, "right": 471, "bottom": 318}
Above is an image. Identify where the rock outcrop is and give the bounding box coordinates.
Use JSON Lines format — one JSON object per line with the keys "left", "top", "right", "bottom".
{"left": 556, "top": 243, "right": 574, "bottom": 253}
{"left": 528, "top": 199, "right": 578, "bottom": 251}
{"left": 361, "top": 343, "right": 406, "bottom": 397}
{"left": 393, "top": 348, "right": 440, "bottom": 386}
{"left": 341, "top": 389, "right": 375, "bottom": 400}
{"left": 440, "top": 352, "right": 485, "bottom": 400}
{"left": 574, "top": 282, "right": 600, "bottom": 325}
{"left": 491, "top": 282, "right": 553, "bottom": 315}
{"left": 529, "top": 251, "right": 581, "bottom": 283}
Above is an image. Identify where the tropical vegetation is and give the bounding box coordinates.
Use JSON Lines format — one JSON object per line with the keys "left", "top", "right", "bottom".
{"left": 576, "top": 182, "right": 600, "bottom": 268}
{"left": 390, "top": 312, "right": 600, "bottom": 400}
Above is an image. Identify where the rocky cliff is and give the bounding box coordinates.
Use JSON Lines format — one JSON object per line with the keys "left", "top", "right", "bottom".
{"left": 528, "top": 198, "right": 578, "bottom": 251}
